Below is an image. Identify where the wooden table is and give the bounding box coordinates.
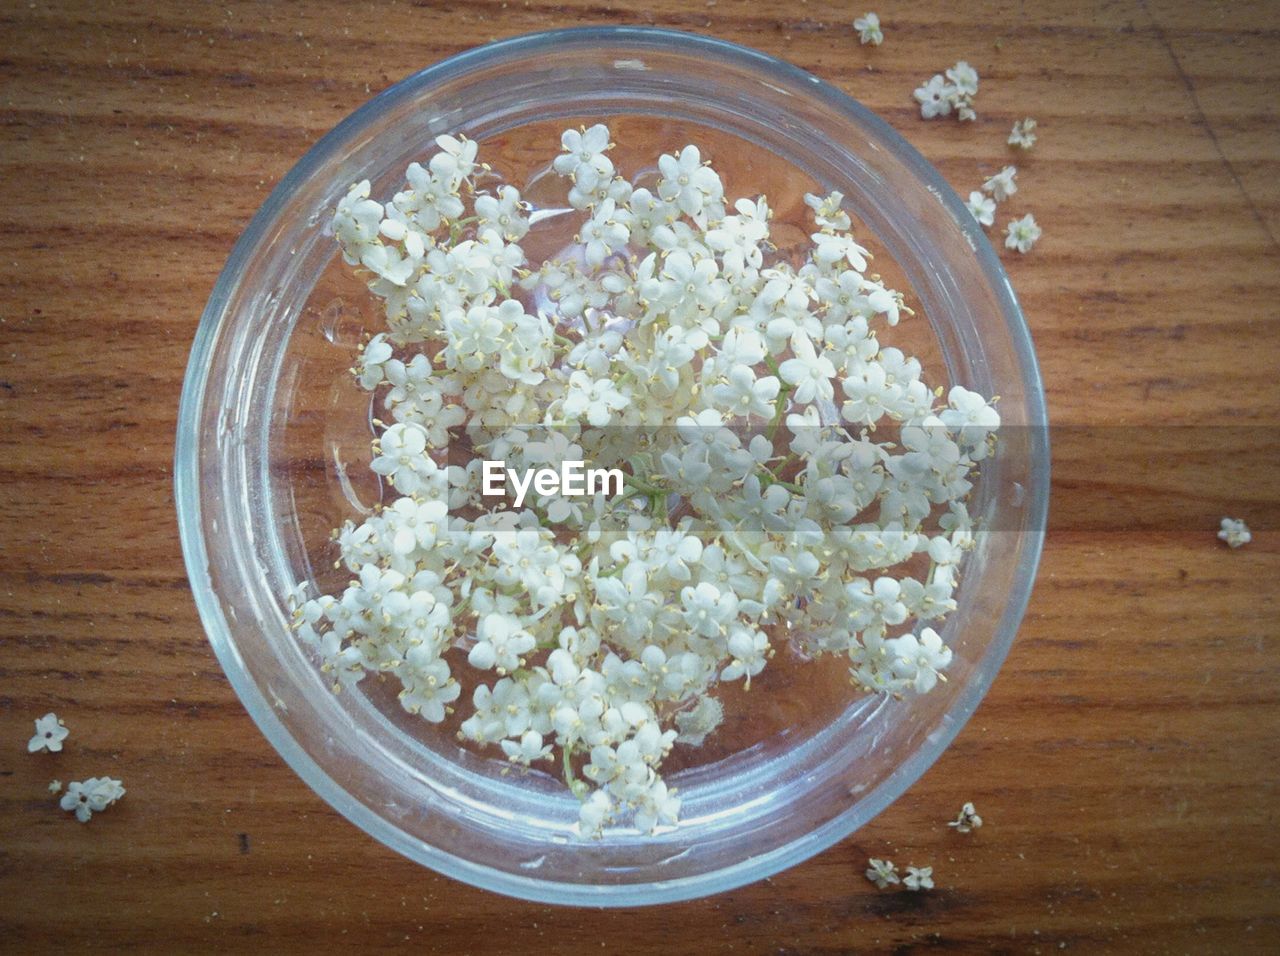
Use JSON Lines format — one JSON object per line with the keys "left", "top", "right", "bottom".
{"left": 2, "top": 1, "right": 1277, "bottom": 951}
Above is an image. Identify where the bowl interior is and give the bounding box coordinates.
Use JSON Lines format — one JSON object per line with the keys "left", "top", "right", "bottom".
{"left": 179, "top": 28, "right": 1046, "bottom": 906}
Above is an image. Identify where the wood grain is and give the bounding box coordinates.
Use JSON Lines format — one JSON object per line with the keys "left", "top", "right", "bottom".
{"left": 1, "top": 0, "right": 1278, "bottom": 952}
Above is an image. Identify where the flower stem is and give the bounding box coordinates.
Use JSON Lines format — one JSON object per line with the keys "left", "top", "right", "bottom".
{"left": 562, "top": 742, "right": 586, "bottom": 798}
{"left": 767, "top": 384, "right": 793, "bottom": 441}
{"left": 628, "top": 476, "right": 663, "bottom": 495}
{"left": 759, "top": 470, "right": 804, "bottom": 495}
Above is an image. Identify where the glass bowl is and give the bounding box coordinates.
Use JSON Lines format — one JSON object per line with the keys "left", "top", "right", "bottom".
{"left": 175, "top": 26, "right": 1048, "bottom": 906}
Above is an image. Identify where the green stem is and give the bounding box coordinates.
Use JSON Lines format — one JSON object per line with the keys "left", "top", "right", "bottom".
{"left": 448, "top": 216, "right": 480, "bottom": 243}
{"left": 759, "top": 470, "right": 804, "bottom": 495}
{"left": 766, "top": 384, "right": 794, "bottom": 441}
{"left": 771, "top": 452, "right": 799, "bottom": 475}
{"left": 628, "top": 476, "right": 665, "bottom": 495}
{"left": 562, "top": 743, "right": 586, "bottom": 798}
{"left": 650, "top": 491, "right": 667, "bottom": 518}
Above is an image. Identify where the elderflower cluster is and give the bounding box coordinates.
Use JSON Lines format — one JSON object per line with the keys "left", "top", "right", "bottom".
{"left": 914, "top": 61, "right": 980, "bottom": 121}
{"left": 295, "top": 125, "right": 999, "bottom": 836}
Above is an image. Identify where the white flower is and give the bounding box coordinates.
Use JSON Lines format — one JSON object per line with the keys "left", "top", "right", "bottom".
{"left": 1008, "top": 118, "right": 1037, "bottom": 149}
{"left": 657, "top": 144, "right": 724, "bottom": 220}
{"left": 432, "top": 134, "right": 479, "bottom": 183}
{"left": 982, "top": 166, "right": 1018, "bottom": 202}
{"left": 804, "top": 191, "right": 852, "bottom": 232}
{"left": 947, "top": 62, "right": 979, "bottom": 121}
{"left": 648, "top": 528, "right": 705, "bottom": 582}
{"left": 555, "top": 124, "right": 614, "bottom": 196}
{"left": 854, "top": 12, "right": 883, "bottom": 46}
{"left": 674, "top": 696, "right": 724, "bottom": 746}
{"left": 594, "top": 563, "right": 661, "bottom": 640}
{"left": 779, "top": 336, "right": 837, "bottom": 404}
{"left": 385, "top": 497, "right": 448, "bottom": 556}
{"left": 940, "top": 384, "right": 1000, "bottom": 452}
{"left": 28, "top": 713, "right": 68, "bottom": 753}
{"left": 811, "top": 231, "right": 870, "bottom": 273}
{"left": 948, "top": 800, "right": 983, "bottom": 833}
{"left": 502, "top": 729, "right": 553, "bottom": 765}
{"left": 868, "top": 576, "right": 910, "bottom": 626}
{"left": 359, "top": 242, "right": 417, "bottom": 287}
{"left": 59, "top": 782, "right": 95, "bottom": 821}
{"left": 904, "top": 865, "right": 934, "bottom": 891}
{"left": 1004, "top": 213, "right": 1041, "bottom": 254}
{"left": 475, "top": 185, "right": 530, "bottom": 241}
{"left": 578, "top": 788, "right": 614, "bottom": 835}
{"left": 355, "top": 333, "right": 393, "bottom": 390}
{"left": 886, "top": 627, "right": 952, "bottom": 693}
{"left": 333, "top": 180, "right": 384, "bottom": 261}
{"left": 721, "top": 627, "right": 769, "bottom": 683}
{"left": 866, "top": 858, "right": 900, "bottom": 888}
{"left": 711, "top": 365, "right": 780, "bottom": 419}
{"left": 915, "top": 62, "right": 978, "bottom": 121}
{"left": 370, "top": 422, "right": 433, "bottom": 495}
{"left": 966, "top": 191, "right": 995, "bottom": 228}
{"left": 48, "top": 780, "right": 61, "bottom": 794}
{"left": 1218, "top": 517, "right": 1252, "bottom": 549}
{"left": 633, "top": 778, "right": 681, "bottom": 833}
{"left": 399, "top": 658, "right": 459, "bottom": 722}
{"left": 914, "top": 74, "right": 954, "bottom": 119}
{"left": 681, "top": 582, "right": 738, "bottom": 638}
{"left": 641, "top": 249, "right": 725, "bottom": 327}
{"left": 470, "top": 612, "right": 536, "bottom": 672}
{"left": 627, "top": 187, "right": 679, "bottom": 247}
{"left": 840, "top": 361, "right": 896, "bottom": 426}
{"left": 945, "top": 61, "right": 979, "bottom": 97}
{"left": 560, "top": 370, "right": 629, "bottom": 426}
{"left": 60, "top": 777, "right": 125, "bottom": 823}
{"left": 580, "top": 197, "right": 631, "bottom": 266}
{"left": 395, "top": 159, "right": 465, "bottom": 232}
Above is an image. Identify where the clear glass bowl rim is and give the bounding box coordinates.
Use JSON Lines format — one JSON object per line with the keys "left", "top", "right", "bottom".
{"left": 175, "top": 25, "right": 1049, "bottom": 906}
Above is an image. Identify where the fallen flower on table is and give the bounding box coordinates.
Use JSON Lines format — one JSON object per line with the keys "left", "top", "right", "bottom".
{"left": 60, "top": 777, "right": 126, "bottom": 823}
{"left": 27, "top": 713, "right": 69, "bottom": 754}
{"left": 1008, "top": 118, "right": 1038, "bottom": 150}
{"left": 1004, "top": 213, "right": 1042, "bottom": 254}
{"left": 966, "top": 191, "right": 996, "bottom": 228}
{"left": 854, "top": 12, "right": 883, "bottom": 46}
{"left": 866, "top": 857, "right": 901, "bottom": 888}
{"left": 1218, "top": 517, "right": 1252, "bottom": 549}
{"left": 948, "top": 800, "right": 983, "bottom": 833}
{"left": 982, "top": 166, "right": 1018, "bottom": 203}
{"left": 904, "top": 865, "right": 934, "bottom": 891}
{"left": 914, "top": 61, "right": 979, "bottom": 121}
